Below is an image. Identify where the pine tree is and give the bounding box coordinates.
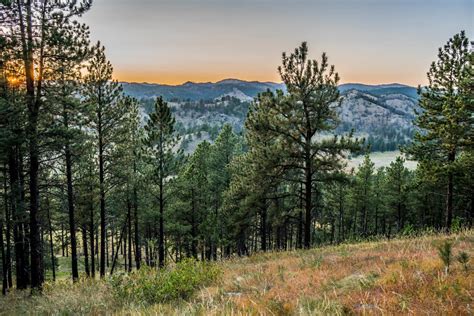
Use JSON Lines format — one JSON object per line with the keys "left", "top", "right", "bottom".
{"left": 0, "top": 35, "right": 28, "bottom": 290}
{"left": 75, "top": 141, "right": 98, "bottom": 277}
{"left": 385, "top": 157, "right": 411, "bottom": 233}
{"left": 352, "top": 154, "right": 374, "bottom": 236}
{"left": 143, "top": 97, "right": 180, "bottom": 267}
{"left": 247, "top": 97, "right": 287, "bottom": 251}
{"left": 222, "top": 151, "right": 269, "bottom": 254}
{"left": 208, "top": 124, "right": 239, "bottom": 258}
{"left": 83, "top": 42, "right": 126, "bottom": 277}
{"left": 107, "top": 96, "right": 141, "bottom": 272}
{"left": 254, "top": 42, "right": 360, "bottom": 248}
{"left": 372, "top": 167, "right": 386, "bottom": 235}
{"left": 45, "top": 13, "right": 91, "bottom": 283}
{"left": 171, "top": 141, "right": 211, "bottom": 259}
{"left": 404, "top": 31, "right": 473, "bottom": 231}
{"left": 0, "top": 0, "right": 92, "bottom": 290}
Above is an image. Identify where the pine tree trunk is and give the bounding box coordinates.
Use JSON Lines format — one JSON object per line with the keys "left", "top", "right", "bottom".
{"left": 362, "top": 203, "right": 368, "bottom": 237}
{"left": 0, "top": 59, "right": 7, "bottom": 295}
{"left": 260, "top": 205, "right": 267, "bottom": 252}
{"left": 19, "top": 152, "right": 30, "bottom": 287}
{"left": 98, "top": 108, "right": 106, "bottom": 277}
{"left": 82, "top": 225, "right": 89, "bottom": 277}
{"left": 353, "top": 207, "right": 358, "bottom": 237}
{"left": 330, "top": 216, "right": 335, "bottom": 244}
{"left": 374, "top": 205, "right": 379, "bottom": 236}
{"left": 95, "top": 228, "right": 99, "bottom": 263}
{"left": 64, "top": 136, "right": 78, "bottom": 281}
{"left": 144, "top": 237, "right": 149, "bottom": 266}
{"left": 106, "top": 229, "right": 109, "bottom": 268}
{"left": 110, "top": 216, "right": 128, "bottom": 275}
{"left": 127, "top": 197, "right": 132, "bottom": 272}
{"left": 1, "top": 220, "right": 7, "bottom": 295}
{"left": 21, "top": 0, "right": 44, "bottom": 290}
{"left": 382, "top": 217, "right": 387, "bottom": 237}
{"left": 46, "top": 196, "right": 55, "bottom": 282}
{"left": 469, "top": 195, "right": 474, "bottom": 228}
{"left": 338, "top": 184, "right": 344, "bottom": 242}
{"left": 89, "top": 191, "right": 95, "bottom": 278}
{"left": 445, "top": 151, "right": 455, "bottom": 232}
{"left": 191, "top": 188, "right": 198, "bottom": 259}
{"left": 8, "top": 149, "right": 28, "bottom": 289}
{"left": 133, "top": 175, "right": 141, "bottom": 269}
{"left": 158, "top": 169, "right": 165, "bottom": 267}
{"left": 27, "top": 79, "right": 42, "bottom": 291}
{"left": 297, "top": 183, "right": 303, "bottom": 249}
{"left": 397, "top": 171, "right": 403, "bottom": 232}
{"left": 304, "top": 159, "right": 312, "bottom": 249}
{"left": 3, "top": 169, "right": 12, "bottom": 288}
{"left": 61, "top": 223, "right": 65, "bottom": 257}
{"left": 123, "top": 227, "right": 127, "bottom": 271}
{"left": 111, "top": 226, "right": 114, "bottom": 264}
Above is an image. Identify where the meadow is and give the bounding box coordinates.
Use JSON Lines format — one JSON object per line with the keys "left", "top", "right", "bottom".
{"left": 347, "top": 151, "right": 418, "bottom": 170}
{"left": 1, "top": 230, "right": 472, "bottom": 315}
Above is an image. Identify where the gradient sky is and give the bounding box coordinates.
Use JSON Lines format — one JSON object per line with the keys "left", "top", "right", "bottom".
{"left": 80, "top": 0, "right": 473, "bottom": 86}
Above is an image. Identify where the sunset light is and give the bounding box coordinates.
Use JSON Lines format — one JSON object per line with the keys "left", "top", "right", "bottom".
{"left": 1, "top": 1, "right": 472, "bottom": 314}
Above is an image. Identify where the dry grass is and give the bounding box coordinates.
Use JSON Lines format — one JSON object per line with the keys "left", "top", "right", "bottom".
{"left": 1, "top": 230, "right": 473, "bottom": 315}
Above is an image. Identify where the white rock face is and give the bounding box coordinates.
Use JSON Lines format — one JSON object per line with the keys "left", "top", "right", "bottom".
{"left": 337, "top": 90, "right": 418, "bottom": 132}
{"left": 216, "top": 88, "right": 253, "bottom": 102}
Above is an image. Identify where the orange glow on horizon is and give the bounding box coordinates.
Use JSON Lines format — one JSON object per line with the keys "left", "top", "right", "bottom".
{"left": 112, "top": 68, "right": 282, "bottom": 85}
{"left": 112, "top": 69, "right": 427, "bottom": 87}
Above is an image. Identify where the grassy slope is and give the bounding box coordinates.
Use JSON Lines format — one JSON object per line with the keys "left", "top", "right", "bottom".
{"left": 347, "top": 150, "right": 418, "bottom": 170}
{"left": 1, "top": 231, "right": 472, "bottom": 315}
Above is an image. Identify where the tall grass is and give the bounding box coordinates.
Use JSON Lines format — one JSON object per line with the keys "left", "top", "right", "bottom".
{"left": 0, "top": 230, "right": 472, "bottom": 315}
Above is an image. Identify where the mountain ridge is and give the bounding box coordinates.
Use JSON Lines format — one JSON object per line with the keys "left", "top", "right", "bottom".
{"left": 131, "top": 79, "right": 420, "bottom": 153}
{"left": 121, "top": 79, "right": 418, "bottom": 102}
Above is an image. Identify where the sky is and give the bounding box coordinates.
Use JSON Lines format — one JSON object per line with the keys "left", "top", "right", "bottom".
{"left": 80, "top": 0, "right": 473, "bottom": 86}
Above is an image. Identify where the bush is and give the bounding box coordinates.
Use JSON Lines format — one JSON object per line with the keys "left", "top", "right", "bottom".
{"left": 436, "top": 240, "right": 453, "bottom": 274}
{"left": 110, "top": 259, "right": 221, "bottom": 306}
{"left": 457, "top": 251, "right": 469, "bottom": 272}
{"left": 451, "top": 217, "right": 462, "bottom": 233}
{"left": 401, "top": 224, "right": 415, "bottom": 236}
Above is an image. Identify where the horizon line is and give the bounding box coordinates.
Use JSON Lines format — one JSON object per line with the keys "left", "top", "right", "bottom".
{"left": 118, "top": 78, "right": 417, "bottom": 87}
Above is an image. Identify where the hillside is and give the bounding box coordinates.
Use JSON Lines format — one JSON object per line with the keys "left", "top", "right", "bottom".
{"left": 129, "top": 80, "right": 420, "bottom": 153}
{"left": 122, "top": 80, "right": 418, "bottom": 102}
{"left": 1, "top": 231, "right": 472, "bottom": 315}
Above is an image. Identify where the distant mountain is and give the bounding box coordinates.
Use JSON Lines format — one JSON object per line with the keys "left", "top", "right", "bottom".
{"left": 124, "top": 79, "right": 420, "bottom": 153}
{"left": 339, "top": 83, "right": 419, "bottom": 99}
{"left": 121, "top": 79, "right": 285, "bottom": 101}
{"left": 122, "top": 79, "right": 419, "bottom": 102}
{"left": 337, "top": 89, "right": 418, "bottom": 134}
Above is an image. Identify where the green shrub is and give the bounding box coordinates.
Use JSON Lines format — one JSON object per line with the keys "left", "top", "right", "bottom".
{"left": 401, "top": 224, "right": 415, "bottom": 236}
{"left": 110, "top": 259, "right": 221, "bottom": 306}
{"left": 436, "top": 240, "right": 453, "bottom": 274}
{"left": 451, "top": 217, "right": 462, "bottom": 233}
{"left": 456, "top": 251, "right": 469, "bottom": 272}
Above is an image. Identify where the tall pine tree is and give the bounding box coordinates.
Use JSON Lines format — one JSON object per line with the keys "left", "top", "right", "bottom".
{"left": 83, "top": 42, "right": 126, "bottom": 277}
{"left": 404, "top": 31, "right": 473, "bottom": 231}
{"left": 143, "top": 97, "right": 180, "bottom": 267}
